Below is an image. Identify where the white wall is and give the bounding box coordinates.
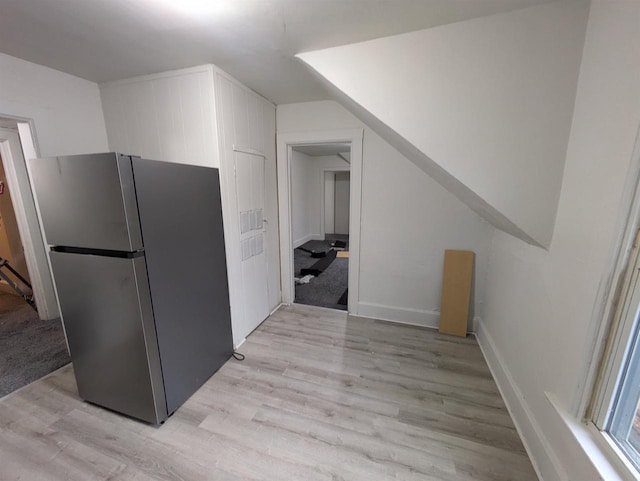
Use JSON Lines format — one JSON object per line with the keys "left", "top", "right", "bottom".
{"left": 291, "top": 150, "right": 317, "bottom": 247}
{"left": 334, "top": 171, "right": 350, "bottom": 235}
{"left": 477, "top": 2, "right": 640, "bottom": 480}
{"left": 100, "top": 66, "right": 218, "bottom": 168}
{"left": 278, "top": 101, "right": 493, "bottom": 329}
{"left": 100, "top": 65, "right": 280, "bottom": 347}
{"left": 324, "top": 172, "right": 335, "bottom": 234}
{"left": 291, "top": 152, "right": 349, "bottom": 246}
{"left": 0, "top": 53, "right": 108, "bottom": 319}
{"left": 0, "top": 53, "right": 108, "bottom": 156}
{"left": 298, "top": 1, "right": 589, "bottom": 248}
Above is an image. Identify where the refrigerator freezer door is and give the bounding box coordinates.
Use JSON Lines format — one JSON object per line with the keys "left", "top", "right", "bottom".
{"left": 50, "top": 251, "right": 167, "bottom": 424}
{"left": 29, "top": 153, "right": 143, "bottom": 251}
{"left": 132, "top": 159, "right": 233, "bottom": 415}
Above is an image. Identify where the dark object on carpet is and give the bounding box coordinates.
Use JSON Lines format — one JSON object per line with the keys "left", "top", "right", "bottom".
{"left": 296, "top": 246, "right": 327, "bottom": 258}
{"left": 295, "top": 236, "right": 349, "bottom": 310}
{"left": 296, "top": 257, "right": 348, "bottom": 311}
{"left": 338, "top": 289, "right": 348, "bottom": 305}
{"left": 332, "top": 240, "right": 347, "bottom": 248}
{"left": 0, "top": 292, "right": 70, "bottom": 397}
{"left": 301, "top": 250, "right": 337, "bottom": 277}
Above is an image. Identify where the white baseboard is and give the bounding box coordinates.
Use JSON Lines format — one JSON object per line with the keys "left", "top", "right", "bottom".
{"left": 475, "top": 318, "right": 564, "bottom": 481}
{"left": 356, "top": 301, "right": 479, "bottom": 333}
{"left": 293, "top": 234, "right": 324, "bottom": 249}
{"left": 357, "top": 301, "right": 440, "bottom": 329}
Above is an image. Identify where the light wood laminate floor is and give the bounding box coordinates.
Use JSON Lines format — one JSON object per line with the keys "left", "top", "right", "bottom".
{"left": 0, "top": 304, "right": 537, "bottom": 480}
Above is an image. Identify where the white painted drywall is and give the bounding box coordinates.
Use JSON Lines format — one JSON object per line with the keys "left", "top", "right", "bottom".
{"left": 291, "top": 152, "right": 349, "bottom": 246}
{"left": 477, "top": 2, "right": 640, "bottom": 479}
{"left": 324, "top": 172, "right": 335, "bottom": 234}
{"left": 0, "top": 53, "right": 108, "bottom": 319}
{"left": 291, "top": 150, "right": 317, "bottom": 249}
{"left": 298, "top": 1, "right": 589, "bottom": 248}
{"left": 291, "top": 150, "right": 317, "bottom": 247}
{"left": 0, "top": 53, "right": 108, "bottom": 156}
{"left": 100, "top": 66, "right": 218, "bottom": 168}
{"left": 278, "top": 100, "right": 493, "bottom": 328}
{"left": 334, "top": 172, "right": 350, "bottom": 235}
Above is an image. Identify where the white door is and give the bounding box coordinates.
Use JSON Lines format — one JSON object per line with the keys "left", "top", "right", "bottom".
{"left": 235, "top": 151, "right": 270, "bottom": 336}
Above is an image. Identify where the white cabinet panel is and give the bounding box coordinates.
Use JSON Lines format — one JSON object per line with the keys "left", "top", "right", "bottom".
{"left": 101, "top": 65, "right": 278, "bottom": 348}
{"left": 215, "top": 70, "right": 278, "bottom": 346}
{"left": 247, "top": 93, "right": 263, "bottom": 154}
{"left": 100, "top": 67, "right": 219, "bottom": 168}
{"left": 231, "top": 85, "right": 250, "bottom": 149}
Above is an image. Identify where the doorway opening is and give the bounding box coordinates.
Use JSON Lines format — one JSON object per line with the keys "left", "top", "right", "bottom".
{"left": 291, "top": 143, "right": 351, "bottom": 310}
{"left": 0, "top": 153, "right": 34, "bottom": 304}
{"left": 0, "top": 119, "right": 68, "bottom": 398}
{"left": 276, "top": 128, "right": 363, "bottom": 315}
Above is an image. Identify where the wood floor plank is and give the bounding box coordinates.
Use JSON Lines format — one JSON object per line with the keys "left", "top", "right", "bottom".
{"left": 0, "top": 303, "right": 537, "bottom": 480}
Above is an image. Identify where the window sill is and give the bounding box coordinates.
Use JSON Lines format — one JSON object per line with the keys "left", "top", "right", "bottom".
{"left": 546, "top": 392, "right": 640, "bottom": 481}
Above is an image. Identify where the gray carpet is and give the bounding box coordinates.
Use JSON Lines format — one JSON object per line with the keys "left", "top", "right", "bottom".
{"left": 294, "top": 235, "right": 349, "bottom": 311}
{"left": 0, "top": 292, "right": 70, "bottom": 397}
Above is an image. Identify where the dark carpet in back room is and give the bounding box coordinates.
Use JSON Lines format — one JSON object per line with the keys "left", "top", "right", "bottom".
{"left": 0, "top": 292, "right": 70, "bottom": 397}
{"left": 294, "top": 235, "right": 349, "bottom": 311}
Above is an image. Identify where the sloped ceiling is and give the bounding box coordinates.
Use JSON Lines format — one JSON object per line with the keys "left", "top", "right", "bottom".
{"left": 298, "top": 1, "right": 590, "bottom": 247}
{"left": 0, "top": 0, "right": 553, "bottom": 103}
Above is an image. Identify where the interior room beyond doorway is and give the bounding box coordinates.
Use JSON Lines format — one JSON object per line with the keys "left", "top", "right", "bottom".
{"left": 290, "top": 143, "right": 351, "bottom": 310}
{"left": 0, "top": 122, "right": 69, "bottom": 398}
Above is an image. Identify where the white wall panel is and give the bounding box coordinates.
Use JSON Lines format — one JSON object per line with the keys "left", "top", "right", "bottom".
{"left": 479, "top": 2, "right": 640, "bottom": 479}
{"left": 0, "top": 52, "right": 108, "bottom": 157}
{"left": 215, "top": 71, "right": 279, "bottom": 346}
{"left": 231, "top": 84, "right": 250, "bottom": 150}
{"left": 324, "top": 172, "right": 335, "bottom": 234}
{"left": 291, "top": 150, "right": 316, "bottom": 246}
{"left": 100, "top": 66, "right": 219, "bottom": 167}
{"left": 334, "top": 172, "right": 350, "bottom": 235}
{"left": 101, "top": 64, "right": 278, "bottom": 347}
{"left": 278, "top": 100, "right": 493, "bottom": 328}
{"left": 0, "top": 53, "right": 109, "bottom": 320}
{"left": 260, "top": 96, "right": 281, "bottom": 312}
{"left": 290, "top": 153, "right": 350, "bottom": 244}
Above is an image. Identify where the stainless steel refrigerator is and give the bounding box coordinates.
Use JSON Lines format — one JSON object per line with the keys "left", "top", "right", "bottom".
{"left": 29, "top": 152, "right": 233, "bottom": 424}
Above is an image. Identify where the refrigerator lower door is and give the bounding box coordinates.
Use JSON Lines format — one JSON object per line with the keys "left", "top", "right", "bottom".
{"left": 133, "top": 159, "right": 233, "bottom": 415}
{"left": 50, "top": 251, "right": 167, "bottom": 424}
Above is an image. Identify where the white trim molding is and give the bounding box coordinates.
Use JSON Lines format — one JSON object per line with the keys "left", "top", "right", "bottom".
{"left": 277, "top": 128, "right": 364, "bottom": 314}
{"left": 356, "top": 301, "right": 441, "bottom": 329}
{"left": 475, "top": 317, "right": 565, "bottom": 481}
{"left": 355, "top": 301, "right": 480, "bottom": 333}
{"left": 0, "top": 127, "right": 59, "bottom": 320}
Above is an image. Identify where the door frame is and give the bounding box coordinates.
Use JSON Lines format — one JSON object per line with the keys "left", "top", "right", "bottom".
{"left": 320, "top": 166, "right": 351, "bottom": 239}
{"left": 0, "top": 124, "right": 59, "bottom": 319}
{"left": 276, "top": 128, "right": 363, "bottom": 314}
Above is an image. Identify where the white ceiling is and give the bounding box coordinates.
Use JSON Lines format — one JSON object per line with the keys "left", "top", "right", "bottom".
{"left": 293, "top": 142, "right": 351, "bottom": 157}
{"left": 0, "top": 0, "right": 553, "bottom": 104}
